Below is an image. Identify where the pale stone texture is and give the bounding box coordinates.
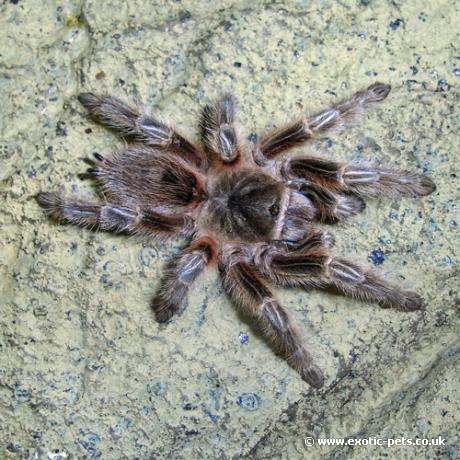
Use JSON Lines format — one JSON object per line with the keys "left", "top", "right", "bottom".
{"left": 0, "top": 1, "right": 458, "bottom": 459}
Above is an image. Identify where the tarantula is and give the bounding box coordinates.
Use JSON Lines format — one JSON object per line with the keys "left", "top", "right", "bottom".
{"left": 37, "top": 82, "right": 435, "bottom": 388}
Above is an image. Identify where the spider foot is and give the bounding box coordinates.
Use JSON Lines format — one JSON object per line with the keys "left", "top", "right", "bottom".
{"left": 299, "top": 363, "right": 325, "bottom": 389}
{"left": 364, "top": 82, "right": 391, "bottom": 103}
{"left": 396, "top": 291, "right": 424, "bottom": 312}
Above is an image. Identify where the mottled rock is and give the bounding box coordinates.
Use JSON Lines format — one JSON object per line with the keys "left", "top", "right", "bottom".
{"left": 1, "top": 1, "right": 458, "bottom": 459}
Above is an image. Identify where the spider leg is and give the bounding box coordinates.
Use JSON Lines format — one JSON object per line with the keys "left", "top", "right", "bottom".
{"left": 220, "top": 249, "right": 324, "bottom": 388}
{"left": 281, "top": 228, "right": 336, "bottom": 252}
{"left": 258, "top": 227, "right": 334, "bottom": 255}
{"left": 326, "top": 257, "right": 423, "bottom": 311}
{"left": 281, "top": 156, "right": 436, "bottom": 198}
{"left": 259, "top": 245, "right": 422, "bottom": 311}
{"left": 258, "top": 83, "right": 391, "bottom": 161}
{"left": 200, "top": 95, "right": 247, "bottom": 167}
{"left": 36, "top": 192, "right": 192, "bottom": 237}
{"left": 257, "top": 241, "right": 330, "bottom": 289}
{"left": 299, "top": 182, "right": 366, "bottom": 223}
{"left": 152, "top": 238, "right": 216, "bottom": 323}
{"left": 78, "top": 93, "right": 206, "bottom": 169}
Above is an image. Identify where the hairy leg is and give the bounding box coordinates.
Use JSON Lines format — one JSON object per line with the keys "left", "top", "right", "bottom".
{"left": 299, "top": 182, "right": 366, "bottom": 223}
{"left": 78, "top": 93, "right": 206, "bottom": 169}
{"left": 220, "top": 250, "right": 324, "bottom": 388}
{"left": 257, "top": 240, "right": 330, "bottom": 289}
{"left": 259, "top": 245, "right": 422, "bottom": 311}
{"left": 152, "top": 238, "right": 216, "bottom": 322}
{"left": 326, "top": 257, "right": 422, "bottom": 311}
{"left": 281, "top": 156, "right": 436, "bottom": 197}
{"left": 259, "top": 227, "right": 335, "bottom": 256}
{"left": 37, "top": 192, "right": 192, "bottom": 236}
{"left": 258, "top": 83, "right": 391, "bottom": 160}
{"left": 200, "top": 95, "right": 247, "bottom": 167}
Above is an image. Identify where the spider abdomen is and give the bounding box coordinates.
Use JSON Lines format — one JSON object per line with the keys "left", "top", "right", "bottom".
{"left": 93, "top": 147, "right": 206, "bottom": 208}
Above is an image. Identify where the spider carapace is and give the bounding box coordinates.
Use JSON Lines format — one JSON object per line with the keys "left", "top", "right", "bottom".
{"left": 38, "top": 83, "right": 435, "bottom": 387}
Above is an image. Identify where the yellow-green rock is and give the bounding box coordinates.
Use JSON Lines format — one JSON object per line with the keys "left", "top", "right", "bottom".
{"left": 0, "top": 1, "right": 458, "bottom": 459}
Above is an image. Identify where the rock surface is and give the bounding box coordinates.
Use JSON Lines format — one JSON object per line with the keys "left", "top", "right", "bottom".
{"left": 0, "top": 1, "right": 458, "bottom": 459}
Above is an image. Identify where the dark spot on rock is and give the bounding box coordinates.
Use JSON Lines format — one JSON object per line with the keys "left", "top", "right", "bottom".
{"left": 139, "top": 246, "right": 158, "bottom": 266}
{"left": 78, "top": 432, "right": 102, "bottom": 457}
{"left": 196, "top": 298, "right": 208, "bottom": 326}
{"left": 434, "top": 311, "right": 449, "bottom": 327}
{"left": 410, "top": 66, "right": 418, "bottom": 75}
{"left": 239, "top": 332, "right": 249, "bottom": 344}
{"left": 56, "top": 121, "right": 67, "bottom": 136}
{"left": 437, "top": 79, "right": 451, "bottom": 92}
{"left": 85, "top": 128, "right": 92, "bottom": 134}
{"left": 202, "top": 407, "right": 220, "bottom": 421}
{"left": 324, "top": 138, "right": 333, "bottom": 148}
{"left": 389, "top": 18, "right": 403, "bottom": 30}
{"left": 100, "top": 274, "right": 113, "bottom": 288}
{"left": 10, "top": 0, "right": 20, "bottom": 4}
{"left": 248, "top": 133, "right": 257, "bottom": 143}
{"left": 95, "top": 71, "right": 106, "bottom": 80}
{"left": 349, "top": 349, "right": 359, "bottom": 364}
{"left": 14, "top": 385, "right": 31, "bottom": 403}
{"left": 147, "top": 381, "right": 167, "bottom": 397}
{"left": 179, "top": 11, "right": 192, "bottom": 22}
{"left": 442, "top": 256, "right": 452, "bottom": 266}
{"left": 6, "top": 442, "right": 21, "bottom": 452}
{"left": 183, "top": 403, "right": 194, "bottom": 410}
{"left": 447, "top": 346, "right": 459, "bottom": 357}
{"left": 418, "top": 12, "right": 428, "bottom": 22}
{"left": 369, "top": 249, "right": 385, "bottom": 265}
{"left": 237, "top": 393, "right": 260, "bottom": 411}
{"left": 33, "top": 302, "right": 48, "bottom": 317}
{"left": 453, "top": 68, "right": 460, "bottom": 77}
{"left": 109, "top": 425, "right": 122, "bottom": 439}
{"left": 233, "top": 62, "right": 242, "bottom": 68}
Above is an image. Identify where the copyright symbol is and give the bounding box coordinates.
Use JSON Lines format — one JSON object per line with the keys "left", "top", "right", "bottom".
{"left": 304, "top": 437, "right": 315, "bottom": 447}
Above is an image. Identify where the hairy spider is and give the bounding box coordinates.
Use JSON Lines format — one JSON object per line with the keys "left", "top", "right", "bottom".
{"left": 37, "top": 83, "right": 435, "bottom": 388}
